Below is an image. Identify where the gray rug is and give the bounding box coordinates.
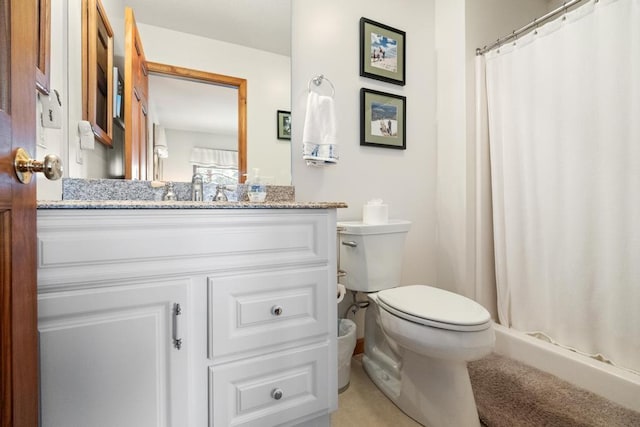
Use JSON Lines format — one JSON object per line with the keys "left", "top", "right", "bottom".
{"left": 468, "top": 353, "right": 640, "bottom": 427}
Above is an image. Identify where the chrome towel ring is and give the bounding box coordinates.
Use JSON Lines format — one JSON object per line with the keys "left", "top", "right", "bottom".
{"left": 308, "top": 74, "right": 335, "bottom": 97}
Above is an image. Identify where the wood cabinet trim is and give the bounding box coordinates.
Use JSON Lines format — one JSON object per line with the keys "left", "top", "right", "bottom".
{"left": 82, "top": 0, "right": 114, "bottom": 147}
{"left": 124, "top": 7, "right": 149, "bottom": 179}
{"left": 36, "top": 0, "right": 51, "bottom": 95}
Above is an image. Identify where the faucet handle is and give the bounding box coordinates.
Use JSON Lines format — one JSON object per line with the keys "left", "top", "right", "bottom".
{"left": 191, "top": 174, "right": 204, "bottom": 201}
{"left": 213, "top": 184, "right": 228, "bottom": 202}
{"left": 164, "top": 181, "right": 177, "bottom": 201}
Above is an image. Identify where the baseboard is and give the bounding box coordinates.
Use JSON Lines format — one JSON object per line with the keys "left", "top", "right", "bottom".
{"left": 354, "top": 338, "right": 364, "bottom": 355}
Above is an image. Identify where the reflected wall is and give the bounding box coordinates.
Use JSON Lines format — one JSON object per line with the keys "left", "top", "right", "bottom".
{"left": 139, "top": 22, "right": 291, "bottom": 185}
{"left": 38, "top": 0, "right": 292, "bottom": 201}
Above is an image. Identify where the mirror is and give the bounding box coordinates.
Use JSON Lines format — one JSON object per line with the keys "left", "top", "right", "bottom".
{"left": 60, "top": 0, "right": 292, "bottom": 184}
{"left": 146, "top": 62, "right": 247, "bottom": 183}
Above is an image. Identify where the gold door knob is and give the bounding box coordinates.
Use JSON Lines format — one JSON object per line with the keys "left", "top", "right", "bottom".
{"left": 14, "top": 147, "right": 63, "bottom": 184}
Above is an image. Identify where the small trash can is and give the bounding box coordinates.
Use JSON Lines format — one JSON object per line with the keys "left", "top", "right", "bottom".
{"left": 337, "top": 318, "right": 357, "bottom": 393}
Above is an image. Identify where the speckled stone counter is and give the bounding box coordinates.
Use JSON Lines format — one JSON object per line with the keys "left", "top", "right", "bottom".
{"left": 37, "top": 200, "right": 348, "bottom": 209}
{"left": 61, "top": 178, "right": 296, "bottom": 202}
{"left": 48, "top": 178, "right": 347, "bottom": 209}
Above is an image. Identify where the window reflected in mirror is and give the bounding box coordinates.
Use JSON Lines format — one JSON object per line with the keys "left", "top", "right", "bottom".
{"left": 191, "top": 148, "right": 239, "bottom": 185}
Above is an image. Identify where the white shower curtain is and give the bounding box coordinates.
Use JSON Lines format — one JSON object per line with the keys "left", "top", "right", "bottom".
{"left": 482, "top": 0, "right": 640, "bottom": 373}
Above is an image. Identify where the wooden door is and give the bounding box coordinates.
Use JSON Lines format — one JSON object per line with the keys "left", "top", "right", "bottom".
{"left": 124, "top": 7, "right": 149, "bottom": 180}
{"left": 0, "top": 0, "right": 39, "bottom": 425}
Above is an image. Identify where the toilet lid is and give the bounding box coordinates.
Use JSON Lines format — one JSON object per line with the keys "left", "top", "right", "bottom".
{"left": 376, "top": 285, "right": 491, "bottom": 332}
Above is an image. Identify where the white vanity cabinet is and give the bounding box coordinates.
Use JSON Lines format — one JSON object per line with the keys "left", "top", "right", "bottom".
{"left": 37, "top": 207, "right": 339, "bottom": 427}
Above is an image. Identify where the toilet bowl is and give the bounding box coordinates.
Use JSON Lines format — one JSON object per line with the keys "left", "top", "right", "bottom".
{"left": 368, "top": 286, "right": 494, "bottom": 427}
{"left": 338, "top": 221, "right": 495, "bottom": 427}
{"left": 376, "top": 285, "right": 494, "bottom": 361}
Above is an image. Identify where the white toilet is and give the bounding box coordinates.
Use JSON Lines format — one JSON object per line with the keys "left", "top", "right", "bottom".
{"left": 338, "top": 220, "right": 494, "bottom": 427}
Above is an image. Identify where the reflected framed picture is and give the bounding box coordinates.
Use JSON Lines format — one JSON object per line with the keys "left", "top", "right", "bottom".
{"left": 360, "top": 88, "right": 406, "bottom": 150}
{"left": 360, "top": 17, "right": 406, "bottom": 86}
{"left": 277, "top": 110, "right": 291, "bottom": 140}
{"left": 113, "top": 67, "right": 124, "bottom": 128}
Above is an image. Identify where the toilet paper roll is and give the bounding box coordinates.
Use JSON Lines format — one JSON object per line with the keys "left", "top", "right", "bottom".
{"left": 337, "top": 283, "right": 346, "bottom": 304}
{"left": 363, "top": 199, "right": 388, "bottom": 225}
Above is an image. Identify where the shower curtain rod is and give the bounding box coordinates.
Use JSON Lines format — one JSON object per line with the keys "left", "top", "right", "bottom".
{"left": 476, "top": 0, "right": 590, "bottom": 55}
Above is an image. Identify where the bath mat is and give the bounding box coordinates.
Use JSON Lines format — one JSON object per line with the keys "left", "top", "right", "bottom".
{"left": 468, "top": 353, "right": 640, "bottom": 427}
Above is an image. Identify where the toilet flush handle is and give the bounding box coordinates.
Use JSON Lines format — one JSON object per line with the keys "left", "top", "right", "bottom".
{"left": 341, "top": 241, "right": 358, "bottom": 248}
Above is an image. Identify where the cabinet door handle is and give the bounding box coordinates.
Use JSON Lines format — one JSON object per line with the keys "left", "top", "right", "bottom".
{"left": 173, "top": 303, "right": 183, "bottom": 350}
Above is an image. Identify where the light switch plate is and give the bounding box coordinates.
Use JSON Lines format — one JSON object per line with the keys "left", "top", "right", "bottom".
{"left": 41, "top": 89, "right": 62, "bottom": 129}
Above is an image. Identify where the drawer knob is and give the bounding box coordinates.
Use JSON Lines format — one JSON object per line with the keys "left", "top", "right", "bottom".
{"left": 271, "top": 305, "right": 283, "bottom": 316}
{"left": 271, "top": 388, "right": 284, "bottom": 400}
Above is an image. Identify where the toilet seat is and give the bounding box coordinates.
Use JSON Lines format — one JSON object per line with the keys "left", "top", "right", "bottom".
{"left": 376, "top": 285, "right": 492, "bottom": 332}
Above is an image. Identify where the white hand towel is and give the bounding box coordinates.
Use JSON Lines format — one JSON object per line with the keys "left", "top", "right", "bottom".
{"left": 302, "top": 92, "right": 338, "bottom": 166}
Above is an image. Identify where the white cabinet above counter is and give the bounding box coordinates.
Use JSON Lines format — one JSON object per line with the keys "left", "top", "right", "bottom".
{"left": 37, "top": 207, "right": 342, "bottom": 426}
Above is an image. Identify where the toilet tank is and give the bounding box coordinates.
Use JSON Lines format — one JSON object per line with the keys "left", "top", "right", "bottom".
{"left": 338, "top": 220, "right": 411, "bottom": 292}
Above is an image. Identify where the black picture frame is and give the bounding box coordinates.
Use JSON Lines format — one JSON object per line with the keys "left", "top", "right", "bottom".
{"left": 360, "top": 88, "right": 406, "bottom": 150}
{"left": 277, "top": 110, "right": 291, "bottom": 140}
{"left": 360, "top": 17, "right": 406, "bottom": 86}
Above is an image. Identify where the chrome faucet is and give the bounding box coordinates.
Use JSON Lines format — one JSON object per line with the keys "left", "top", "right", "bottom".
{"left": 212, "top": 184, "right": 228, "bottom": 202}
{"left": 191, "top": 174, "right": 203, "bottom": 201}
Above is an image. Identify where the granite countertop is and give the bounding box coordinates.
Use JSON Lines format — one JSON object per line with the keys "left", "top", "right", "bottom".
{"left": 37, "top": 200, "right": 348, "bottom": 209}
{"left": 45, "top": 178, "right": 347, "bottom": 210}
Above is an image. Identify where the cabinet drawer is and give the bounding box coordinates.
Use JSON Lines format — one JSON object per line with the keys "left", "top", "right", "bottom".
{"left": 37, "top": 210, "right": 331, "bottom": 290}
{"left": 209, "top": 343, "right": 329, "bottom": 427}
{"left": 209, "top": 268, "right": 330, "bottom": 359}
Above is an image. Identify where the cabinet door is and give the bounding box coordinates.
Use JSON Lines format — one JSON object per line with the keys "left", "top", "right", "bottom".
{"left": 38, "top": 280, "right": 189, "bottom": 427}
{"left": 124, "top": 7, "right": 149, "bottom": 179}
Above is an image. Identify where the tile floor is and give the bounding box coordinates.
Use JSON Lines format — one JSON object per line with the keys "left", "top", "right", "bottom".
{"left": 331, "top": 356, "right": 421, "bottom": 427}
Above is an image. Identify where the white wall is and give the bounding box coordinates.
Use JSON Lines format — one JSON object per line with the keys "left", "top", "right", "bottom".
{"left": 36, "top": 0, "right": 68, "bottom": 200}
{"left": 434, "top": 0, "right": 467, "bottom": 302}
{"left": 434, "top": 0, "right": 551, "bottom": 318}
{"left": 292, "top": 1, "right": 438, "bottom": 288}
{"left": 137, "top": 23, "right": 292, "bottom": 185}
{"left": 65, "top": 0, "right": 123, "bottom": 180}
{"left": 39, "top": 0, "right": 117, "bottom": 189}
{"left": 38, "top": 0, "right": 125, "bottom": 200}
{"left": 292, "top": 0, "right": 552, "bottom": 333}
{"left": 162, "top": 128, "right": 236, "bottom": 182}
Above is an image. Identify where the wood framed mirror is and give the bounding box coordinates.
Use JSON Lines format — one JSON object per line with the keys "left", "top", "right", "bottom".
{"left": 146, "top": 62, "right": 247, "bottom": 183}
